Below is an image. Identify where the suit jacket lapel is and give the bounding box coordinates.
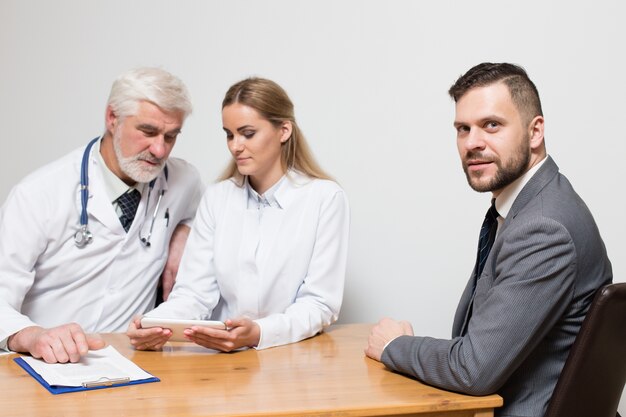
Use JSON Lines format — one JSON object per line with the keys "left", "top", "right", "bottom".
{"left": 506, "top": 156, "right": 559, "bottom": 223}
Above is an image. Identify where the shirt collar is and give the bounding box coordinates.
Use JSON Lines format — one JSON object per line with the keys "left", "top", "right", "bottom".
{"left": 494, "top": 155, "right": 548, "bottom": 219}
{"left": 94, "top": 139, "right": 143, "bottom": 203}
{"left": 245, "top": 174, "right": 286, "bottom": 210}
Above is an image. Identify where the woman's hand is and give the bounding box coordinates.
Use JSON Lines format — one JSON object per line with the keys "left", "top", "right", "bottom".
{"left": 184, "top": 317, "right": 260, "bottom": 352}
{"left": 126, "top": 316, "right": 173, "bottom": 351}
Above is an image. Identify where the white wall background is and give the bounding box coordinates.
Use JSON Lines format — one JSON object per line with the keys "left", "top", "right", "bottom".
{"left": 1, "top": 0, "right": 624, "bottom": 412}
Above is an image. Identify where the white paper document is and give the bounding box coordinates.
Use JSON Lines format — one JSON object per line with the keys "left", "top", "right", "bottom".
{"left": 20, "top": 345, "right": 153, "bottom": 387}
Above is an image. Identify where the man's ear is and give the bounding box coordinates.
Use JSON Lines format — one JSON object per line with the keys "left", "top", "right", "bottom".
{"left": 528, "top": 115, "right": 545, "bottom": 151}
{"left": 105, "top": 105, "right": 118, "bottom": 133}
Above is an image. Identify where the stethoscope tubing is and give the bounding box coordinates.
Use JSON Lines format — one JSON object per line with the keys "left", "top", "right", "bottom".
{"left": 79, "top": 137, "right": 100, "bottom": 228}
{"left": 75, "top": 137, "right": 167, "bottom": 248}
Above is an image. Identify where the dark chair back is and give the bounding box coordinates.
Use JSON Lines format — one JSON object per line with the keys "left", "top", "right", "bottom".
{"left": 545, "top": 283, "right": 626, "bottom": 417}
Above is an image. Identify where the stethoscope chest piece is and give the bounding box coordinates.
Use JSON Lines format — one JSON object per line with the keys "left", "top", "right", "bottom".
{"left": 74, "top": 225, "right": 93, "bottom": 248}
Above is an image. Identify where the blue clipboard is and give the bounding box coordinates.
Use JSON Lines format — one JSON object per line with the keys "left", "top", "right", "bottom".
{"left": 14, "top": 357, "right": 160, "bottom": 394}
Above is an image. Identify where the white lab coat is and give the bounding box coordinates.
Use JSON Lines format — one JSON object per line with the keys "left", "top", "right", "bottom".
{"left": 0, "top": 142, "right": 203, "bottom": 343}
{"left": 147, "top": 171, "right": 350, "bottom": 349}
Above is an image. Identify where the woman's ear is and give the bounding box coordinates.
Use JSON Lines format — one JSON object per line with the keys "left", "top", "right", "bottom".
{"left": 280, "top": 121, "right": 293, "bottom": 143}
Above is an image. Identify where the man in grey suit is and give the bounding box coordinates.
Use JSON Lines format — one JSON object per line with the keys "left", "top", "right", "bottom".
{"left": 365, "top": 63, "right": 612, "bottom": 417}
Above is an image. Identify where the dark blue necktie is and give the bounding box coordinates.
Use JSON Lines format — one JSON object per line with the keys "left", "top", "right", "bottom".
{"left": 476, "top": 200, "right": 499, "bottom": 278}
{"left": 117, "top": 189, "right": 141, "bottom": 232}
{"left": 462, "top": 200, "right": 500, "bottom": 334}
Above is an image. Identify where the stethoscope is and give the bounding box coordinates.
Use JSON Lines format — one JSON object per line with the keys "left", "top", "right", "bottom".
{"left": 74, "top": 137, "right": 167, "bottom": 248}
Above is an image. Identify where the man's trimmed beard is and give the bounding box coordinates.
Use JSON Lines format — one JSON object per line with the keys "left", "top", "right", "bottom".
{"left": 462, "top": 134, "right": 531, "bottom": 193}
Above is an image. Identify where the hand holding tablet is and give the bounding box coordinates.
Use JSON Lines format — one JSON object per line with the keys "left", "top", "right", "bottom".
{"left": 140, "top": 318, "right": 226, "bottom": 342}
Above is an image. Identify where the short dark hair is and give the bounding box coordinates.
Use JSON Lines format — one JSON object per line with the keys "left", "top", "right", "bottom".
{"left": 448, "top": 63, "right": 543, "bottom": 124}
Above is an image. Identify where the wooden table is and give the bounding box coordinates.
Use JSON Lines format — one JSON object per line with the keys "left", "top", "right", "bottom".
{"left": 0, "top": 324, "right": 502, "bottom": 417}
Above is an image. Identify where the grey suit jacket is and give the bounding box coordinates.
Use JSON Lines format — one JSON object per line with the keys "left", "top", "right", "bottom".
{"left": 381, "top": 156, "right": 612, "bottom": 417}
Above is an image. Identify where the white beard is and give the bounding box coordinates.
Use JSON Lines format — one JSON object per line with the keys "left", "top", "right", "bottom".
{"left": 113, "top": 129, "right": 165, "bottom": 183}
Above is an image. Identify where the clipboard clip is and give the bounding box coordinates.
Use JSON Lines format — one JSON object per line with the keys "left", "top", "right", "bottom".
{"left": 82, "top": 376, "right": 131, "bottom": 388}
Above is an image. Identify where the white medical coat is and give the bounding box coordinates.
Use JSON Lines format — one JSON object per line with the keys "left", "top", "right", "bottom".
{"left": 147, "top": 171, "right": 350, "bottom": 349}
{"left": 0, "top": 142, "right": 203, "bottom": 343}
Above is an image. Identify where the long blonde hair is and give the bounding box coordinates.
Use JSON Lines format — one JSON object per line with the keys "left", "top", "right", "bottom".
{"left": 218, "top": 77, "right": 332, "bottom": 184}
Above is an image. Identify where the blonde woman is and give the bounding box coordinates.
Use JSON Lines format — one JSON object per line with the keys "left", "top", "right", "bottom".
{"left": 127, "top": 78, "right": 350, "bottom": 351}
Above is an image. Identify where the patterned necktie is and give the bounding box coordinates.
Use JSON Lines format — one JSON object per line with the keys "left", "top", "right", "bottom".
{"left": 475, "top": 200, "right": 499, "bottom": 278}
{"left": 117, "top": 189, "right": 141, "bottom": 232}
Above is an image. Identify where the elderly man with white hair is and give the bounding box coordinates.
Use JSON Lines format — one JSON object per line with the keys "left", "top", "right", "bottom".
{"left": 0, "top": 67, "right": 203, "bottom": 363}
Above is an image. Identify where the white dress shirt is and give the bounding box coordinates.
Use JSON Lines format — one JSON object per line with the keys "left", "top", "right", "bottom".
{"left": 146, "top": 170, "right": 350, "bottom": 349}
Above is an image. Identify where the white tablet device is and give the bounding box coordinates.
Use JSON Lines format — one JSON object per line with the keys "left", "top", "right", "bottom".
{"left": 140, "top": 317, "right": 227, "bottom": 342}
